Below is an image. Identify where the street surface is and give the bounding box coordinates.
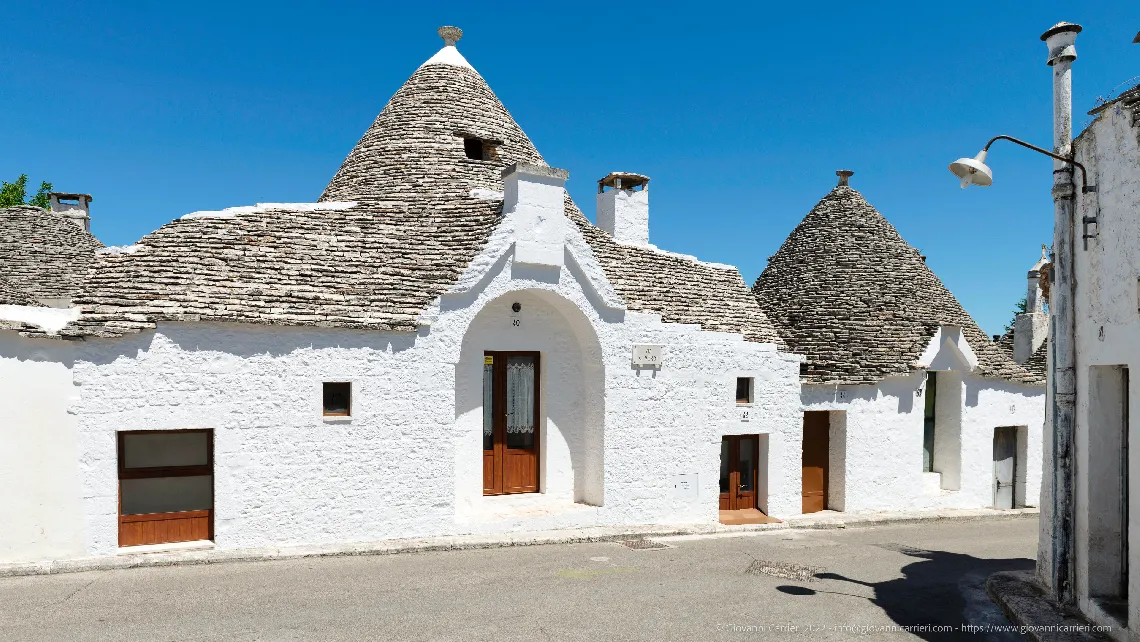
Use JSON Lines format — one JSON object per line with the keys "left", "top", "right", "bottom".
{"left": 0, "top": 519, "right": 1037, "bottom": 641}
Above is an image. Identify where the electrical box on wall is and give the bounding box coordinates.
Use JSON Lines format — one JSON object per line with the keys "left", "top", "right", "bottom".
{"left": 672, "top": 473, "right": 698, "bottom": 501}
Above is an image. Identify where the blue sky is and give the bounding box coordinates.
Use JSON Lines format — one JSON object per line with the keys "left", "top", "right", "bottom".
{"left": 3, "top": 2, "right": 1137, "bottom": 336}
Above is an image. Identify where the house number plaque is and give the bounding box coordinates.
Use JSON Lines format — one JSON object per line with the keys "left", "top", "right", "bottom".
{"left": 631, "top": 344, "right": 663, "bottom": 367}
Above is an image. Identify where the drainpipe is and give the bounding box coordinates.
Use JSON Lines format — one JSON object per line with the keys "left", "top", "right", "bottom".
{"left": 1041, "top": 21, "right": 1081, "bottom": 606}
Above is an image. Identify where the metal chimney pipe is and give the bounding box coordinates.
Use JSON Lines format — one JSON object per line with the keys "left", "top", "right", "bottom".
{"left": 1040, "top": 20, "right": 1081, "bottom": 607}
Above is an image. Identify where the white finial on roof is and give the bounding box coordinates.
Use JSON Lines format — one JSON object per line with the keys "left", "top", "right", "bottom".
{"left": 421, "top": 26, "right": 474, "bottom": 70}
{"left": 439, "top": 26, "right": 463, "bottom": 46}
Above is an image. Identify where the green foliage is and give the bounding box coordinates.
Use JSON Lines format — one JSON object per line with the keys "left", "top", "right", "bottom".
{"left": 1002, "top": 297, "right": 1028, "bottom": 334}
{"left": 0, "top": 174, "right": 53, "bottom": 209}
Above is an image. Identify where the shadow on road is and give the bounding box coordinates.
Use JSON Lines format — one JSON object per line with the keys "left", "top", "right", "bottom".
{"left": 777, "top": 545, "right": 1034, "bottom": 640}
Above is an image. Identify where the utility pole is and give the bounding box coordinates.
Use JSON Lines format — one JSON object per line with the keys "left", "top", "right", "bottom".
{"left": 1041, "top": 21, "right": 1081, "bottom": 606}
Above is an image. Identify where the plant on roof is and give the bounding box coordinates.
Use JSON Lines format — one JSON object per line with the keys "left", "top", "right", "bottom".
{"left": 0, "top": 174, "right": 53, "bottom": 209}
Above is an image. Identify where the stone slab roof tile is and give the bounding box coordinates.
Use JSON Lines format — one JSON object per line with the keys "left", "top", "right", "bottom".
{"left": 566, "top": 197, "right": 784, "bottom": 345}
{"left": 753, "top": 186, "right": 1042, "bottom": 386}
{"left": 59, "top": 48, "right": 785, "bottom": 345}
{"left": 1024, "top": 340, "right": 1048, "bottom": 379}
{"left": 0, "top": 205, "right": 103, "bottom": 302}
{"left": 0, "top": 273, "right": 39, "bottom": 306}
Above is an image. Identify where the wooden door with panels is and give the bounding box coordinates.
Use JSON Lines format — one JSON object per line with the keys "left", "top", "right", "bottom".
{"left": 483, "top": 351, "right": 540, "bottom": 495}
{"left": 719, "top": 435, "right": 759, "bottom": 510}
{"left": 801, "top": 411, "right": 830, "bottom": 513}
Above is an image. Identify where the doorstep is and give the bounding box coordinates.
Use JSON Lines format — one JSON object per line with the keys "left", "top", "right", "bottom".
{"left": 117, "top": 540, "right": 215, "bottom": 555}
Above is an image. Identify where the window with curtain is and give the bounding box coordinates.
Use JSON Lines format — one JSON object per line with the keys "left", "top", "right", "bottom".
{"left": 506, "top": 356, "right": 535, "bottom": 448}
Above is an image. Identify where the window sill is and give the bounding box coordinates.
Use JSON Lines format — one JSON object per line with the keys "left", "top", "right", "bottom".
{"left": 322, "top": 415, "right": 353, "bottom": 423}
{"left": 117, "top": 540, "right": 214, "bottom": 555}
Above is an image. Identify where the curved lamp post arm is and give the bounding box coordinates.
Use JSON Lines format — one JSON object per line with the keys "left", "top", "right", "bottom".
{"left": 983, "top": 135, "right": 1094, "bottom": 193}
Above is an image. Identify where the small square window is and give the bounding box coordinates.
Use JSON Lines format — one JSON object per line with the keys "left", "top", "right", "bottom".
{"left": 736, "top": 377, "right": 753, "bottom": 404}
{"left": 323, "top": 382, "right": 351, "bottom": 417}
{"left": 464, "top": 137, "right": 484, "bottom": 160}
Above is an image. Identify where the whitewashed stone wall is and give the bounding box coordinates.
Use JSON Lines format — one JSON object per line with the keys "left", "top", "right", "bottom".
{"left": 801, "top": 371, "right": 1044, "bottom": 513}
{"left": 1067, "top": 97, "right": 1140, "bottom": 632}
{"left": 0, "top": 333, "right": 86, "bottom": 562}
{"left": 46, "top": 202, "right": 803, "bottom": 559}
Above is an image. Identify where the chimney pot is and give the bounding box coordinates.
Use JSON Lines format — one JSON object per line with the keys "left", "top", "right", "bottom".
{"left": 836, "top": 170, "right": 854, "bottom": 186}
{"left": 596, "top": 172, "right": 651, "bottom": 246}
{"left": 48, "top": 192, "right": 93, "bottom": 233}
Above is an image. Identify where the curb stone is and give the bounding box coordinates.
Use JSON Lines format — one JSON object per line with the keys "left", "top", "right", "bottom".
{"left": 986, "top": 570, "right": 1112, "bottom": 641}
{"left": 0, "top": 507, "right": 1038, "bottom": 579}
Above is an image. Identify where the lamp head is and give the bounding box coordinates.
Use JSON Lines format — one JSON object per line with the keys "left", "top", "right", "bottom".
{"left": 949, "top": 150, "right": 993, "bottom": 189}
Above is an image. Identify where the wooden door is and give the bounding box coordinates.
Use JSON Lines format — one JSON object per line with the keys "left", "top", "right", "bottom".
{"left": 719, "top": 436, "right": 759, "bottom": 510}
{"left": 802, "top": 412, "right": 829, "bottom": 513}
{"left": 483, "top": 352, "right": 540, "bottom": 495}
{"left": 992, "top": 427, "right": 1017, "bottom": 509}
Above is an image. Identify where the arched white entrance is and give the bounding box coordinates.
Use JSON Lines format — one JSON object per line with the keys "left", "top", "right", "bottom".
{"left": 453, "top": 288, "right": 604, "bottom": 515}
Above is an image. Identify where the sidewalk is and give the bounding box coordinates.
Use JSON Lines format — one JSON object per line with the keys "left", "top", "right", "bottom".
{"left": 0, "top": 506, "right": 1038, "bottom": 579}
{"left": 987, "top": 571, "right": 1113, "bottom": 641}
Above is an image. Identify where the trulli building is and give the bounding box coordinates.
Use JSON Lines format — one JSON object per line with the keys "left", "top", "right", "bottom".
{"left": 1, "top": 28, "right": 808, "bottom": 563}
{"left": 752, "top": 172, "right": 1047, "bottom": 513}
{"left": 0, "top": 28, "right": 1045, "bottom": 566}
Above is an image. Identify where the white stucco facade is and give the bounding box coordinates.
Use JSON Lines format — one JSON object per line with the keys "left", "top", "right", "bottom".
{"left": 0, "top": 333, "right": 87, "bottom": 563}
{"left": 0, "top": 168, "right": 810, "bottom": 563}
{"left": 800, "top": 328, "right": 1044, "bottom": 513}
{"left": 1050, "top": 90, "right": 1140, "bottom": 638}
{"left": 0, "top": 169, "right": 1051, "bottom": 566}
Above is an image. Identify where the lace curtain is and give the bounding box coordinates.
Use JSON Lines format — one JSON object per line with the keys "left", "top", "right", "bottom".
{"left": 506, "top": 357, "right": 535, "bottom": 434}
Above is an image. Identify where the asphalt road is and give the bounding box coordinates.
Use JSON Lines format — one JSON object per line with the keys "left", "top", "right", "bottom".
{"left": 0, "top": 519, "right": 1038, "bottom": 641}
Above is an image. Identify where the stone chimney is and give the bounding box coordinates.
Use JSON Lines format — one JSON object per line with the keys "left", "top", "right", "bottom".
{"left": 1014, "top": 246, "right": 1050, "bottom": 363}
{"left": 501, "top": 163, "right": 570, "bottom": 267}
{"left": 596, "top": 172, "right": 649, "bottom": 246}
{"left": 49, "top": 192, "right": 92, "bottom": 233}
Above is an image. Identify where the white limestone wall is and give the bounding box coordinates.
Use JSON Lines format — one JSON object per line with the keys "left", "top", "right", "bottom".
{"left": 54, "top": 216, "right": 801, "bottom": 560}
{"left": 801, "top": 372, "right": 1043, "bottom": 513}
{"left": 0, "top": 333, "right": 86, "bottom": 562}
{"left": 1069, "top": 101, "right": 1140, "bottom": 629}
{"left": 73, "top": 324, "right": 459, "bottom": 556}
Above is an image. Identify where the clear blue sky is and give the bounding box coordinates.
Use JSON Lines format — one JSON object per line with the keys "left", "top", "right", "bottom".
{"left": 3, "top": 2, "right": 1137, "bottom": 336}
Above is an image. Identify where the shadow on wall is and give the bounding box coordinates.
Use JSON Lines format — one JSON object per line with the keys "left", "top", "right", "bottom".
{"left": 777, "top": 546, "right": 1034, "bottom": 641}
{"left": 880, "top": 374, "right": 918, "bottom": 414}
{"left": 98, "top": 322, "right": 422, "bottom": 364}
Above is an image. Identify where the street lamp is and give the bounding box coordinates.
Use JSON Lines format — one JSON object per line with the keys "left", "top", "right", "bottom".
{"left": 949, "top": 20, "right": 1086, "bottom": 607}
{"left": 949, "top": 135, "right": 1093, "bottom": 192}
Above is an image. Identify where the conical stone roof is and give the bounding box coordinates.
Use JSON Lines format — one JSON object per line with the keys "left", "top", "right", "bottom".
{"left": 320, "top": 45, "right": 544, "bottom": 205}
{"left": 753, "top": 185, "right": 1041, "bottom": 385}
{"left": 60, "top": 32, "right": 783, "bottom": 344}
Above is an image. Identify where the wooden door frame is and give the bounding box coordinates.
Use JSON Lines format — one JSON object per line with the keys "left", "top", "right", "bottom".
{"left": 992, "top": 426, "right": 1018, "bottom": 509}
{"left": 719, "top": 435, "right": 760, "bottom": 510}
{"left": 801, "top": 411, "right": 830, "bottom": 514}
{"left": 483, "top": 351, "right": 541, "bottom": 495}
{"left": 117, "top": 429, "right": 215, "bottom": 546}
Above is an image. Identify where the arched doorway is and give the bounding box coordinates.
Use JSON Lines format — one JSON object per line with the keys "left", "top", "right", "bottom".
{"left": 454, "top": 288, "right": 605, "bottom": 508}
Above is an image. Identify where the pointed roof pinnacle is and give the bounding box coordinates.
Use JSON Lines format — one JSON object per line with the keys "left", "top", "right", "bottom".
{"left": 420, "top": 26, "right": 473, "bottom": 70}
{"left": 438, "top": 26, "right": 462, "bottom": 46}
